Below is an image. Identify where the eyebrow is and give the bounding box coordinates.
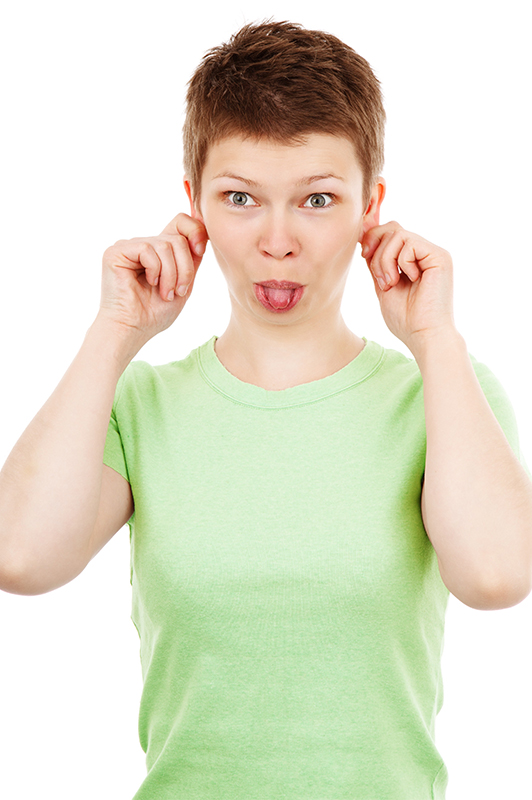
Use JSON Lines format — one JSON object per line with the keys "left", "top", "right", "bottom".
{"left": 212, "top": 172, "right": 345, "bottom": 187}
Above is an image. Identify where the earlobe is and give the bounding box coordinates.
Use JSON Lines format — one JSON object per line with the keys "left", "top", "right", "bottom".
{"left": 359, "top": 177, "right": 386, "bottom": 240}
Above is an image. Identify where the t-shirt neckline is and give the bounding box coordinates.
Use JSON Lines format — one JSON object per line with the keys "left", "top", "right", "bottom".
{"left": 196, "top": 335, "right": 385, "bottom": 408}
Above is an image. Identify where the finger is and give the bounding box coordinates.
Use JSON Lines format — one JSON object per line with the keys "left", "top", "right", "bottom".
{"left": 154, "top": 240, "right": 179, "bottom": 301}
{"left": 160, "top": 213, "right": 209, "bottom": 258}
{"left": 366, "top": 230, "right": 400, "bottom": 290}
{"left": 135, "top": 242, "right": 163, "bottom": 286}
{"left": 360, "top": 220, "right": 404, "bottom": 262}
{"left": 377, "top": 231, "right": 407, "bottom": 288}
{"left": 172, "top": 234, "right": 197, "bottom": 297}
{"left": 109, "top": 240, "right": 159, "bottom": 281}
{"left": 397, "top": 240, "right": 421, "bottom": 283}
{"left": 360, "top": 228, "right": 384, "bottom": 263}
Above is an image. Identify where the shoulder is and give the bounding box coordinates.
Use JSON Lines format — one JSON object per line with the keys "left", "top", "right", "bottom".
{"left": 371, "top": 341, "right": 424, "bottom": 396}
{"left": 120, "top": 346, "right": 198, "bottom": 387}
{"left": 380, "top": 341, "right": 526, "bottom": 466}
{"left": 113, "top": 345, "right": 203, "bottom": 412}
{"left": 369, "top": 341, "right": 519, "bottom": 428}
{"left": 377, "top": 340, "right": 512, "bottom": 405}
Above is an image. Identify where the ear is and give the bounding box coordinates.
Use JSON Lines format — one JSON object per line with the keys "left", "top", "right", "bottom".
{"left": 359, "top": 177, "right": 386, "bottom": 241}
{"left": 183, "top": 177, "right": 204, "bottom": 222}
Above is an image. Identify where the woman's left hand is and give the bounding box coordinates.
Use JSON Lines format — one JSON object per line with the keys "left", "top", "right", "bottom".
{"left": 360, "top": 221, "right": 457, "bottom": 358}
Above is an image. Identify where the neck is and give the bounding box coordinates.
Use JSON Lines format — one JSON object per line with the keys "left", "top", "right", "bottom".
{"left": 213, "top": 314, "right": 365, "bottom": 391}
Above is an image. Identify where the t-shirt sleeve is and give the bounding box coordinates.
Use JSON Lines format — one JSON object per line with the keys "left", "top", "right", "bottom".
{"left": 103, "top": 369, "right": 130, "bottom": 483}
{"left": 470, "top": 355, "right": 531, "bottom": 478}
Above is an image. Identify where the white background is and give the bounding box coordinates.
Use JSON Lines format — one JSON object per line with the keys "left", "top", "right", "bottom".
{"left": 1, "top": 1, "right": 530, "bottom": 798}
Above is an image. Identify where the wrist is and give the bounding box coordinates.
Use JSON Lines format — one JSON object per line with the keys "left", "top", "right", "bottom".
{"left": 407, "top": 327, "right": 467, "bottom": 374}
{"left": 87, "top": 313, "right": 145, "bottom": 374}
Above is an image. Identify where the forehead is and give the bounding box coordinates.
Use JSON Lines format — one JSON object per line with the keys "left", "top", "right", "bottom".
{"left": 201, "top": 133, "right": 364, "bottom": 188}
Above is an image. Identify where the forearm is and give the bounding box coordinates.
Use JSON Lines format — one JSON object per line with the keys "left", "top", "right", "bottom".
{"left": 0, "top": 315, "right": 135, "bottom": 584}
{"left": 415, "top": 331, "right": 532, "bottom": 609}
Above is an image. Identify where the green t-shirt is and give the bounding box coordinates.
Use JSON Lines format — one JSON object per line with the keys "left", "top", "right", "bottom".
{"left": 103, "top": 335, "right": 527, "bottom": 800}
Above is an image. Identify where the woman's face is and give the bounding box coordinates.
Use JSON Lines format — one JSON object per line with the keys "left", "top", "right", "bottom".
{"left": 186, "top": 133, "right": 384, "bottom": 329}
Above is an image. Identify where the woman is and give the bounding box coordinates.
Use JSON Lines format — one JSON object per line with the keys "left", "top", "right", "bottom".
{"left": 1, "top": 21, "right": 531, "bottom": 800}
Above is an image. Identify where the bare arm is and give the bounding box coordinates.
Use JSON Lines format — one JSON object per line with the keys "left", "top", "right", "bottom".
{"left": 0, "top": 319, "right": 133, "bottom": 595}
{"left": 0, "top": 213, "right": 208, "bottom": 595}
{"left": 361, "top": 221, "right": 532, "bottom": 610}
{"left": 418, "top": 332, "right": 532, "bottom": 610}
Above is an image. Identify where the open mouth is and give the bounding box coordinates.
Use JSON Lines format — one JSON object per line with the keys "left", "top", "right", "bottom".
{"left": 254, "top": 283, "right": 305, "bottom": 312}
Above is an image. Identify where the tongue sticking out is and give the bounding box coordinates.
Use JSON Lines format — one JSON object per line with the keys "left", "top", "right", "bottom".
{"left": 263, "top": 287, "right": 295, "bottom": 309}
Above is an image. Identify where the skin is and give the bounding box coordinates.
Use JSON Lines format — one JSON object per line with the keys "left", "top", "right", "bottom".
{"left": 176, "top": 132, "right": 531, "bottom": 609}
{"left": 1, "top": 132, "right": 531, "bottom": 609}
{"left": 184, "top": 134, "right": 385, "bottom": 389}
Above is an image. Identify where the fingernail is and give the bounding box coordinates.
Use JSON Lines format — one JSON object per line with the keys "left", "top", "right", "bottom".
{"left": 177, "top": 284, "right": 189, "bottom": 297}
{"left": 194, "top": 241, "right": 206, "bottom": 256}
{"left": 377, "top": 277, "right": 386, "bottom": 291}
{"left": 167, "top": 290, "right": 175, "bottom": 301}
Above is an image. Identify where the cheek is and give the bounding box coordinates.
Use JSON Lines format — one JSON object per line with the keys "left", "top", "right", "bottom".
{"left": 206, "top": 215, "right": 255, "bottom": 265}
{"left": 203, "top": 219, "right": 246, "bottom": 276}
{"left": 200, "top": 212, "right": 230, "bottom": 255}
{"left": 202, "top": 203, "right": 236, "bottom": 241}
{"left": 210, "top": 230, "right": 242, "bottom": 267}
{"left": 318, "top": 219, "right": 360, "bottom": 262}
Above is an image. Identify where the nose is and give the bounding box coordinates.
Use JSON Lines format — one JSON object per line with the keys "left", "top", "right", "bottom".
{"left": 258, "top": 209, "right": 300, "bottom": 260}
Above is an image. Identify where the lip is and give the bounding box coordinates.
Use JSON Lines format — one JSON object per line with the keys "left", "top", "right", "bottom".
{"left": 254, "top": 283, "right": 305, "bottom": 313}
{"left": 257, "top": 280, "right": 304, "bottom": 289}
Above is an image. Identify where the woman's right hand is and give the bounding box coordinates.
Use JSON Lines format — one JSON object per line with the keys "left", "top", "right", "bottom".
{"left": 98, "top": 213, "right": 209, "bottom": 347}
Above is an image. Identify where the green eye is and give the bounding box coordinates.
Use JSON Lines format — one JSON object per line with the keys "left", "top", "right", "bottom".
{"left": 229, "top": 192, "right": 250, "bottom": 206}
{"left": 305, "top": 193, "right": 333, "bottom": 208}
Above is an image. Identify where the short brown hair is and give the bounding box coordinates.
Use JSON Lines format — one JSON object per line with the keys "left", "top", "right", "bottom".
{"left": 183, "top": 20, "right": 385, "bottom": 208}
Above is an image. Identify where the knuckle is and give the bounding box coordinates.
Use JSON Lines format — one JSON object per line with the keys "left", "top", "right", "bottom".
{"left": 175, "top": 233, "right": 190, "bottom": 250}
{"left": 157, "top": 239, "right": 174, "bottom": 255}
